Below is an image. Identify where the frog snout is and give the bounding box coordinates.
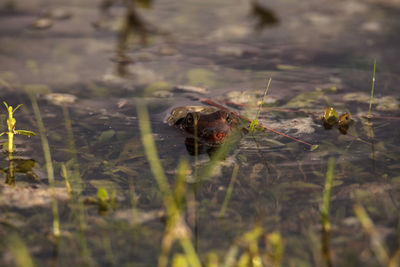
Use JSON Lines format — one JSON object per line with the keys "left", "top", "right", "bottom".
{"left": 213, "top": 131, "right": 226, "bottom": 142}
{"left": 200, "top": 128, "right": 229, "bottom": 143}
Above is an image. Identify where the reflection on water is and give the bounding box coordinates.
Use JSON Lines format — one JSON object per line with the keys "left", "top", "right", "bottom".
{"left": 250, "top": 0, "right": 278, "bottom": 31}
{"left": 96, "top": 0, "right": 156, "bottom": 76}
{"left": 0, "top": 154, "right": 37, "bottom": 185}
{"left": 115, "top": 0, "right": 151, "bottom": 76}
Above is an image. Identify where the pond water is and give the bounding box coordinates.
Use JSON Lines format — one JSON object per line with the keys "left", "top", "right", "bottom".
{"left": 1, "top": 0, "right": 400, "bottom": 266}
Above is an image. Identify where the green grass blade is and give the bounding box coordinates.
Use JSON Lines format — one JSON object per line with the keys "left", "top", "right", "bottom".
{"left": 136, "top": 101, "right": 171, "bottom": 197}
{"left": 354, "top": 204, "right": 389, "bottom": 265}
{"left": 368, "top": 59, "right": 377, "bottom": 117}
{"left": 219, "top": 164, "right": 239, "bottom": 217}
{"left": 28, "top": 92, "right": 60, "bottom": 237}
{"left": 321, "top": 157, "right": 335, "bottom": 231}
{"left": 255, "top": 77, "right": 272, "bottom": 120}
{"left": 6, "top": 233, "right": 35, "bottom": 267}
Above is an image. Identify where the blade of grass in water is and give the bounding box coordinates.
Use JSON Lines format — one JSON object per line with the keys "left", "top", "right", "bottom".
{"left": 354, "top": 204, "right": 389, "bottom": 265}
{"left": 6, "top": 233, "right": 35, "bottom": 267}
{"left": 197, "top": 128, "right": 241, "bottom": 181}
{"left": 61, "top": 163, "right": 71, "bottom": 195}
{"left": 219, "top": 164, "right": 239, "bottom": 218}
{"left": 255, "top": 77, "right": 272, "bottom": 121}
{"left": 137, "top": 102, "right": 201, "bottom": 267}
{"left": 61, "top": 105, "right": 92, "bottom": 263}
{"left": 250, "top": 77, "right": 272, "bottom": 133}
{"left": 28, "top": 92, "right": 60, "bottom": 238}
{"left": 137, "top": 101, "right": 170, "bottom": 197}
{"left": 320, "top": 157, "right": 335, "bottom": 267}
{"left": 321, "top": 157, "right": 335, "bottom": 231}
{"left": 368, "top": 59, "right": 377, "bottom": 118}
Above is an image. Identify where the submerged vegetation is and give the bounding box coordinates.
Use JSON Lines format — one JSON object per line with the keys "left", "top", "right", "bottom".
{"left": 0, "top": 102, "right": 35, "bottom": 153}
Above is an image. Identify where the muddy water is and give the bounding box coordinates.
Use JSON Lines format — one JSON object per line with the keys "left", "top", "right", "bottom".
{"left": 0, "top": 0, "right": 400, "bottom": 266}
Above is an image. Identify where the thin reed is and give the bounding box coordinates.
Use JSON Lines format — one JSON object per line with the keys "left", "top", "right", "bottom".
{"left": 28, "top": 92, "right": 60, "bottom": 237}
{"left": 368, "top": 59, "right": 377, "bottom": 117}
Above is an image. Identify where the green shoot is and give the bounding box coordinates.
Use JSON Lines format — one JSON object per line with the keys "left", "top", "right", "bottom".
{"left": 219, "top": 164, "right": 239, "bottom": 218}
{"left": 61, "top": 105, "right": 91, "bottom": 263}
{"left": 266, "top": 231, "right": 284, "bottom": 267}
{"left": 97, "top": 187, "right": 116, "bottom": 214}
{"left": 354, "top": 204, "right": 389, "bottom": 265}
{"left": 368, "top": 59, "right": 376, "bottom": 118}
{"left": 61, "top": 163, "right": 72, "bottom": 195}
{"left": 6, "top": 233, "right": 35, "bottom": 267}
{"left": 0, "top": 102, "right": 35, "bottom": 153}
{"left": 137, "top": 101, "right": 171, "bottom": 198}
{"left": 321, "top": 157, "right": 335, "bottom": 232}
{"left": 320, "top": 157, "right": 335, "bottom": 267}
{"left": 28, "top": 93, "right": 60, "bottom": 238}
{"left": 137, "top": 102, "right": 201, "bottom": 267}
{"left": 249, "top": 77, "right": 272, "bottom": 133}
{"left": 320, "top": 158, "right": 335, "bottom": 267}
{"left": 237, "top": 227, "right": 264, "bottom": 267}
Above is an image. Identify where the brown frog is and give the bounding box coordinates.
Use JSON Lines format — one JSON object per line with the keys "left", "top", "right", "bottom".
{"left": 167, "top": 106, "right": 242, "bottom": 147}
{"left": 181, "top": 110, "right": 240, "bottom": 146}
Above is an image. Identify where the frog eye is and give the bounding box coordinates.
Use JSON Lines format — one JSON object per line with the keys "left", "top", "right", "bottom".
{"left": 185, "top": 113, "right": 195, "bottom": 126}
{"left": 226, "top": 113, "right": 232, "bottom": 124}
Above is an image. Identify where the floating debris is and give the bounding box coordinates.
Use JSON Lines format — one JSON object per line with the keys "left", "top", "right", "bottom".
{"left": 152, "top": 90, "right": 173, "bottom": 98}
{"left": 343, "top": 93, "right": 399, "bottom": 111}
{"left": 226, "top": 90, "right": 278, "bottom": 106}
{"left": 45, "top": 8, "right": 72, "bottom": 20}
{"left": 266, "top": 117, "right": 318, "bottom": 136}
{"left": 158, "top": 46, "right": 177, "bottom": 56}
{"left": 145, "top": 81, "right": 173, "bottom": 96}
{"left": 44, "top": 93, "right": 77, "bottom": 105}
{"left": 375, "top": 96, "right": 399, "bottom": 111}
{"left": 117, "top": 99, "right": 127, "bottom": 109}
{"left": 174, "top": 85, "right": 209, "bottom": 94}
{"left": 207, "top": 25, "right": 250, "bottom": 41}
{"left": 216, "top": 45, "right": 258, "bottom": 57}
{"left": 343, "top": 92, "right": 371, "bottom": 102}
{"left": 276, "top": 64, "right": 300, "bottom": 70}
{"left": 31, "top": 18, "right": 53, "bottom": 30}
{"left": 186, "top": 68, "right": 220, "bottom": 88}
{"left": 115, "top": 209, "right": 165, "bottom": 225}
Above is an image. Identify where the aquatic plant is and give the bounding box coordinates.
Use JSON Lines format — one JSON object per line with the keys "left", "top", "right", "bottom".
{"left": 368, "top": 59, "right": 377, "bottom": 118}
{"left": 219, "top": 164, "right": 239, "bottom": 218}
{"left": 249, "top": 77, "right": 272, "bottom": 133}
{"left": 320, "top": 157, "right": 335, "bottom": 267}
{"left": 0, "top": 102, "right": 35, "bottom": 153}
{"left": 28, "top": 94, "right": 60, "bottom": 238}
{"left": 137, "top": 101, "right": 201, "bottom": 267}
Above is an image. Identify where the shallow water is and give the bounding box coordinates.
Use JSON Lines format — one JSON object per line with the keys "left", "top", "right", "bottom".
{"left": 0, "top": 0, "right": 400, "bottom": 266}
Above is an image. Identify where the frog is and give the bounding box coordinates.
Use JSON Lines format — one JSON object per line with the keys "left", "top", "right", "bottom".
{"left": 166, "top": 106, "right": 243, "bottom": 154}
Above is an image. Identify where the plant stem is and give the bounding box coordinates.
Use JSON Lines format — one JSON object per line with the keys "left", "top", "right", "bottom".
{"left": 368, "top": 59, "right": 377, "bottom": 117}
{"left": 7, "top": 233, "right": 35, "bottom": 267}
{"left": 136, "top": 101, "right": 170, "bottom": 198}
{"left": 321, "top": 157, "right": 335, "bottom": 231}
{"left": 354, "top": 204, "right": 389, "bottom": 265}
{"left": 219, "top": 164, "right": 239, "bottom": 217}
{"left": 28, "top": 92, "right": 60, "bottom": 237}
{"left": 255, "top": 77, "right": 272, "bottom": 121}
{"left": 8, "top": 131, "right": 13, "bottom": 153}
